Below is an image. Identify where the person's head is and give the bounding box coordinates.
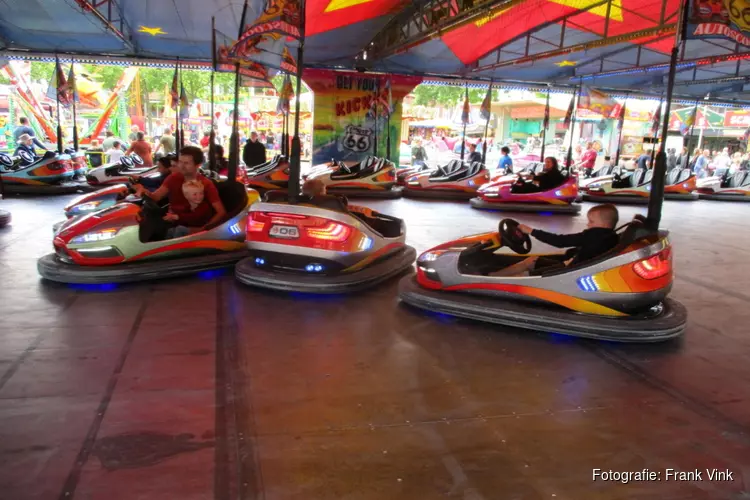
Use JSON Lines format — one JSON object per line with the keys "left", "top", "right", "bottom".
{"left": 469, "top": 143, "right": 477, "bottom": 152}
{"left": 90, "top": 139, "right": 100, "bottom": 149}
{"left": 543, "top": 156, "right": 559, "bottom": 171}
{"left": 250, "top": 131, "right": 258, "bottom": 142}
{"left": 587, "top": 204, "right": 619, "bottom": 229}
{"left": 164, "top": 128, "right": 172, "bottom": 136}
{"left": 723, "top": 147, "right": 729, "bottom": 155}
{"left": 215, "top": 144, "right": 226, "bottom": 160}
{"left": 131, "top": 125, "right": 139, "bottom": 133}
{"left": 703, "top": 149, "right": 710, "bottom": 157}
{"left": 136, "top": 131, "right": 144, "bottom": 141}
{"left": 18, "top": 133, "right": 32, "bottom": 146}
{"left": 179, "top": 146, "right": 204, "bottom": 176}
{"left": 182, "top": 180, "right": 205, "bottom": 207}
{"left": 19, "top": 117, "right": 28, "bottom": 126}
{"left": 112, "top": 141, "right": 121, "bottom": 150}
{"left": 501, "top": 146, "right": 510, "bottom": 156}
{"left": 302, "top": 178, "right": 326, "bottom": 197}
{"left": 166, "top": 153, "right": 180, "bottom": 173}
{"left": 682, "top": 147, "right": 687, "bottom": 155}
{"left": 586, "top": 142, "right": 594, "bottom": 150}
{"left": 203, "top": 130, "right": 210, "bottom": 138}
{"left": 575, "top": 144, "right": 582, "bottom": 152}
{"left": 106, "top": 131, "right": 114, "bottom": 137}
{"left": 156, "top": 156, "right": 173, "bottom": 175}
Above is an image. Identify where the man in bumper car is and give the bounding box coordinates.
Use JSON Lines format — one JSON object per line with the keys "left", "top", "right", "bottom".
{"left": 491, "top": 204, "right": 619, "bottom": 276}
{"left": 133, "top": 146, "right": 226, "bottom": 239}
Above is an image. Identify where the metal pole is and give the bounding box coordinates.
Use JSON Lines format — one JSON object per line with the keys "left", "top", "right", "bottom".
{"left": 55, "top": 55, "right": 63, "bottom": 154}
{"left": 386, "top": 78, "right": 392, "bottom": 161}
{"left": 373, "top": 78, "right": 380, "bottom": 156}
{"left": 650, "top": 98, "right": 662, "bottom": 169}
{"left": 209, "top": 16, "right": 217, "bottom": 172}
{"left": 614, "top": 97, "right": 627, "bottom": 167}
{"left": 540, "top": 88, "right": 549, "bottom": 160}
{"left": 481, "top": 81, "right": 493, "bottom": 164}
{"left": 71, "top": 59, "right": 79, "bottom": 151}
{"left": 682, "top": 101, "right": 698, "bottom": 170}
{"left": 174, "top": 59, "right": 180, "bottom": 150}
{"left": 565, "top": 87, "right": 578, "bottom": 168}
{"left": 460, "top": 84, "right": 467, "bottom": 161}
{"left": 288, "top": 0, "right": 306, "bottom": 201}
{"left": 228, "top": 0, "right": 249, "bottom": 181}
{"left": 646, "top": 4, "right": 684, "bottom": 230}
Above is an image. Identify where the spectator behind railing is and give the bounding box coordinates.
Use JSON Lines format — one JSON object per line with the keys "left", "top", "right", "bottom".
{"left": 86, "top": 139, "right": 105, "bottom": 168}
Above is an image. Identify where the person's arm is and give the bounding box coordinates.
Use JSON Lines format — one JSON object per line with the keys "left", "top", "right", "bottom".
{"left": 32, "top": 137, "right": 47, "bottom": 150}
{"left": 125, "top": 145, "right": 134, "bottom": 155}
{"left": 201, "top": 182, "right": 227, "bottom": 229}
{"left": 529, "top": 228, "right": 586, "bottom": 249}
{"left": 242, "top": 142, "right": 251, "bottom": 166}
{"left": 153, "top": 141, "right": 162, "bottom": 155}
{"left": 135, "top": 182, "right": 169, "bottom": 202}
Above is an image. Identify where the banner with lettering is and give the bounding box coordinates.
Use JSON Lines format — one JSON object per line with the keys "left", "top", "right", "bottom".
{"left": 685, "top": 0, "right": 750, "bottom": 47}
{"left": 304, "top": 69, "right": 422, "bottom": 166}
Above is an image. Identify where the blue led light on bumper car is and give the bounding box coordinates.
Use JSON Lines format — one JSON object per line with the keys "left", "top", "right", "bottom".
{"left": 255, "top": 257, "right": 266, "bottom": 266}
{"left": 229, "top": 223, "right": 242, "bottom": 235}
{"left": 305, "top": 263, "right": 325, "bottom": 272}
{"left": 576, "top": 275, "right": 599, "bottom": 292}
{"left": 71, "top": 228, "right": 119, "bottom": 244}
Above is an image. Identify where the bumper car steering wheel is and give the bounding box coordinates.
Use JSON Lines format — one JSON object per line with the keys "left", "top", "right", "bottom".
{"left": 499, "top": 218, "right": 532, "bottom": 255}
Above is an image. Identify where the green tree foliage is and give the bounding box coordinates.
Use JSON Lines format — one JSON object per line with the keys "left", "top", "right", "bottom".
{"left": 412, "top": 84, "right": 491, "bottom": 107}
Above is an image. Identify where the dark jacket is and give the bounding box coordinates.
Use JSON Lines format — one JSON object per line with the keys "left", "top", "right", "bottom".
{"left": 532, "top": 227, "right": 618, "bottom": 265}
{"left": 468, "top": 151, "right": 482, "bottom": 164}
{"left": 534, "top": 167, "right": 566, "bottom": 191}
{"left": 243, "top": 140, "right": 267, "bottom": 168}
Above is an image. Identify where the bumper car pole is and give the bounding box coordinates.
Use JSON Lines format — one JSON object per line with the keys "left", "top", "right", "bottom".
{"left": 288, "top": 0, "right": 306, "bottom": 203}
{"left": 646, "top": 38, "right": 680, "bottom": 231}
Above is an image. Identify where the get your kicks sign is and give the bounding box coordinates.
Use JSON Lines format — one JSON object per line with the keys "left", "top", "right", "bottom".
{"left": 304, "top": 69, "right": 421, "bottom": 166}
{"left": 685, "top": 0, "right": 750, "bottom": 46}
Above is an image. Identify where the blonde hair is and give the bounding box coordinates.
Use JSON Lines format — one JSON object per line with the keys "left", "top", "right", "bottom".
{"left": 302, "top": 178, "right": 326, "bottom": 197}
{"left": 182, "top": 180, "right": 205, "bottom": 196}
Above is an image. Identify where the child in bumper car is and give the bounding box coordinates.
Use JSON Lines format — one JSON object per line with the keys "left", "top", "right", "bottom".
{"left": 490, "top": 204, "right": 619, "bottom": 276}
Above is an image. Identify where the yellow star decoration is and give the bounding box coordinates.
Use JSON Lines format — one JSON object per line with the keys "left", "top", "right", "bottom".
{"left": 547, "top": 0, "right": 623, "bottom": 21}
{"left": 138, "top": 26, "right": 167, "bottom": 36}
{"left": 325, "top": 0, "right": 373, "bottom": 13}
{"left": 556, "top": 60, "right": 577, "bottom": 67}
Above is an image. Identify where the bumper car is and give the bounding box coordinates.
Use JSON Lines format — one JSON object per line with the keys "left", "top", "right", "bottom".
{"left": 470, "top": 171, "right": 581, "bottom": 214}
{"left": 85, "top": 153, "right": 153, "bottom": 187}
{"left": 398, "top": 216, "right": 686, "bottom": 342}
{"left": 697, "top": 170, "right": 750, "bottom": 201}
{"left": 579, "top": 164, "right": 620, "bottom": 192}
{"left": 235, "top": 191, "right": 416, "bottom": 293}
{"left": 404, "top": 160, "right": 489, "bottom": 200}
{"left": 306, "top": 156, "right": 403, "bottom": 199}
{"left": 663, "top": 168, "right": 699, "bottom": 201}
{"left": 38, "top": 181, "right": 260, "bottom": 284}
{"left": 0, "top": 209, "right": 10, "bottom": 227}
{"left": 245, "top": 155, "right": 290, "bottom": 191}
{"left": 396, "top": 163, "right": 434, "bottom": 186}
{"left": 0, "top": 150, "right": 84, "bottom": 195}
{"left": 583, "top": 167, "right": 652, "bottom": 204}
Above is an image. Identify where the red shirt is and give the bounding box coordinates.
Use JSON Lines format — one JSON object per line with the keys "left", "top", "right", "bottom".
{"left": 128, "top": 140, "right": 153, "bottom": 166}
{"left": 162, "top": 173, "right": 221, "bottom": 227}
{"left": 581, "top": 149, "right": 597, "bottom": 169}
{"left": 200, "top": 136, "right": 210, "bottom": 148}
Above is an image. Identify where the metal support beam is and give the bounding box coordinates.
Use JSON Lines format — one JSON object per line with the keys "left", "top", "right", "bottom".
{"left": 368, "top": 0, "right": 527, "bottom": 60}
{"left": 73, "top": 0, "right": 136, "bottom": 53}
{"left": 472, "top": 23, "right": 675, "bottom": 73}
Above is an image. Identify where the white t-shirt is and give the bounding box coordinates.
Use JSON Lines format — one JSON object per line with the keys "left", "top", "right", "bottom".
{"left": 107, "top": 149, "right": 124, "bottom": 163}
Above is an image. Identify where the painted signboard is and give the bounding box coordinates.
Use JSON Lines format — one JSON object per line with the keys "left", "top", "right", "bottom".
{"left": 305, "top": 69, "right": 422, "bottom": 166}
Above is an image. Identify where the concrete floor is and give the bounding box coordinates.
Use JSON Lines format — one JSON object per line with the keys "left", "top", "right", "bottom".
{"left": 1, "top": 194, "right": 749, "bottom": 500}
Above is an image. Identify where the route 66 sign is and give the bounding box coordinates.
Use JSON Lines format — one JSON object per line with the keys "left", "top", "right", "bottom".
{"left": 342, "top": 125, "right": 372, "bottom": 153}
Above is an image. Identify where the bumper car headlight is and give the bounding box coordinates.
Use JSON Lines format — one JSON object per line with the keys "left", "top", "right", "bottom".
{"left": 72, "top": 200, "right": 102, "bottom": 212}
{"left": 419, "top": 250, "right": 445, "bottom": 262}
{"left": 71, "top": 228, "right": 120, "bottom": 244}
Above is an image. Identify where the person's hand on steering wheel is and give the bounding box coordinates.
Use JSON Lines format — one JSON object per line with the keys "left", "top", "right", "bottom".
{"left": 519, "top": 224, "right": 533, "bottom": 234}
{"left": 133, "top": 184, "right": 147, "bottom": 197}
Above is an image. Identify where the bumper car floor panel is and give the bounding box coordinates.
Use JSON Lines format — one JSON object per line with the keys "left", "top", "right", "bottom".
{"left": 326, "top": 186, "right": 404, "bottom": 199}
{"left": 38, "top": 250, "right": 248, "bottom": 284}
{"left": 470, "top": 197, "right": 581, "bottom": 213}
{"left": 398, "top": 276, "right": 686, "bottom": 342}
{"left": 235, "top": 246, "right": 416, "bottom": 294}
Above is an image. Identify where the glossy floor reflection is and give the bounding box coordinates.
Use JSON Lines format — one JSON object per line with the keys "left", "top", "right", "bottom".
{"left": 1, "top": 194, "right": 749, "bottom": 500}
